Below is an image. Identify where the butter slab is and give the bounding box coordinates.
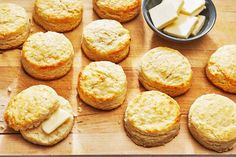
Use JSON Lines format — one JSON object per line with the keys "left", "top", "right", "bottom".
{"left": 42, "top": 108, "right": 71, "bottom": 134}
{"left": 181, "top": 0, "right": 205, "bottom": 15}
{"left": 190, "top": 5, "right": 206, "bottom": 16}
{"left": 192, "top": 15, "right": 206, "bottom": 36}
{"left": 164, "top": 14, "right": 198, "bottom": 38}
{"left": 163, "top": 0, "right": 184, "bottom": 13}
{"left": 149, "top": 1, "right": 178, "bottom": 29}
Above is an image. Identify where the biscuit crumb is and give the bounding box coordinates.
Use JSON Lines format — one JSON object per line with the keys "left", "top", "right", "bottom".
{"left": 118, "top": 120, "right": 121, "bottom": 125}
{"left": 0, "top": 125, "right": 5, "bottom": 131}
{"left": 73, "top": 112, "right": 78, "bottom": 117}
{"left": 77, "top": 107, "right": 82, "bottom": 113}
{"left": 7, "top": 87, "right": 12, "bottom": 93}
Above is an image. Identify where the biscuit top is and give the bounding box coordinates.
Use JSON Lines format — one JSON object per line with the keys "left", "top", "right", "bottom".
{"left": 79, "top": 61, "right": 127, "bottom": 100}
{"left": 83, "top": 19, "right": 130, "bottom": 54}
{"left": 207, "top": 45, "right": 236, "bottom": 82}
{"left": 4, "top": 85, "right": 59, "bottom": 131}
{"left": 189, "top": 94, "right": 236, "bottom": 142}
{"left": 35, "top": 0, "right": 82, "bottom": 21}
{"left": 141, "top": 47, "right": 192, "bottom": 86}
{"left": 22, "top": 32, "right": 74, "bottom": 66}
{"left": 125, "top": 91, "right": 180, "bottom": 134}
{"left": 0, "top": 3, "right": 29, "bottom": 39}
{"left": 95, "top": 0, "right": 140, "bottom": 11}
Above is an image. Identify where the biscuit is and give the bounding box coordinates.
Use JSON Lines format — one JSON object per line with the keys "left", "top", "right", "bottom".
{"left": 206, "top": 45, "right": 236, "bottom": 93}
{"left": 188, "top": 94, "right": 236, "bottom": 152}
{"left": 124, "top": 91, "right": 181, "bottom": 147}
{"left": 77, "top": 61, "right": 127, "bottom": 110}
{"left": 33, "top": 0, "right": 83, "bottom": 32}
{"left": 4, "top": 85, "right": 59, "bottom": 131}
{"left": 81, "top": 19, "right": 131, "bottom": 63}
{"left": 0, "top": 3, "right": 30, "bottom": 49}
{"left": 21, "top": 96, "right": 74, "bottom": 146}
{"left": 21, "top": 31, "right": 74, "bottom": 80}
{"left": 93, "top": 0, "right": 141, "bottom": 22}
{"left": 139, "top": 47, "right": 193, "bottom": 97}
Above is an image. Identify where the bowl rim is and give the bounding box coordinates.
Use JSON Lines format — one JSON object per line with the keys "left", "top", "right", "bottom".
{"left": 142, "top": 0, "right": 217, "bottom": 42}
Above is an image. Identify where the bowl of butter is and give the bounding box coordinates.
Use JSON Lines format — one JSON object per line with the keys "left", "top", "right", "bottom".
{"left": 142, "top": 0, "right": 216, "bottom": 42}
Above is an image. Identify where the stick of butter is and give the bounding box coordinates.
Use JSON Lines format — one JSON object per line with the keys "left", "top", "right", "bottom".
{"left": 190, "top": 5, "right": 206, "bottom": 16}
{"left": 163, "top": 0, "right": 184, "bottom": 13}
{"left": 164, "top": 14, "right": 198, "bottom": 38}
{"left": 192, "top": 15, "right": 206, "bottom": 36}
{"left": 149, "top": 1, "right": 178, "bottom": 29}
{"left": 42, "top": 108, "right": 72, "bottom": 134}
{"left": 181, "top": 0, "right": 205, "bottom": 15}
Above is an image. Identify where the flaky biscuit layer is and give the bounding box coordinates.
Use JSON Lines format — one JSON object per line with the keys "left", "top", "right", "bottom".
{"left": 22, "top": 31, "right": 74, "bottom": 80}
{"left": 78, "top": 61, "right": 127, "bottom": 110}
{"left": 82, "top": 19, "right": 131, "bottom": 63}
{"left": 124, "top": 91, "right": 181, "bottom": 147}
{"left": 206, "top": 45, "right": 236, "bottom": 93}
{"left": 189, "top": 94, "right": 236, "bottom": 152}
{"left": 139, "top": 47, "right": 192, "bottom": 97}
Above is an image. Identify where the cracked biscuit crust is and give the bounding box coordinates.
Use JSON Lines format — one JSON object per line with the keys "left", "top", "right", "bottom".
{"left": 4, "top": 85, "right": 59, "bottom": 131}
{"left": 93, "top": 0, "right": 141, "bottom": 22}
{"left": 82, "top": 19, "right": 131, "bottom": 63}
{"left": 0, "top": 3, "right": 30, "bottom": 49}
{"left": 206, "top": 45, "right": 236, "bottom": 93}
{"left": 34, "top": 0, "right": 83, "bottom": 32}
{"left": 124, "top": 91, "right": 181, "bottom": 147}
{"left": 77, "top": 61, "right": 127, "bottom": 110}
{"left": 188, "top": 94, "right": 236, "bottom": 152}
{"left": 21, "top": 31, "right": 74, "bottom": 80}
{"left": 21, "top": 96, "right": 74, "bottom": 146}
{"left": 139, "top": 47, "right": 192, "bottom": 97}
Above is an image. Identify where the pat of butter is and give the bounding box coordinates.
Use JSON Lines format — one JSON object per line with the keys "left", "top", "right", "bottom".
{"left": 163, "top": 0, "right": 184, "bottom": 13}
{"left": 192, "top": 15, "right": 206, "bottom": 36}
{"left": 42, "top": 108, "right": 71, "bottom": 134}
{"left": 190, "top": 5, "right": 206, "bottom": 16}
{"left": 164, "top": 14, "right": 198, "bottom": 38}
{"left": 181, "top": 0, "right": 205, "bottom": 15}
{"left": 149, "top": 1, "right": 178, "bottom": 29}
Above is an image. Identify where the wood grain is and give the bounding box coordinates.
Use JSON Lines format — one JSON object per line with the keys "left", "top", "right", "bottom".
{"left": 0, "top": 0, "right": 236, "bottom": 155}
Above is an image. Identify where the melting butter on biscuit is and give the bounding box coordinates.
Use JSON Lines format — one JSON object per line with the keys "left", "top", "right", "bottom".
{"left": 42, "top": 108, "right": 72, "bottom": 134}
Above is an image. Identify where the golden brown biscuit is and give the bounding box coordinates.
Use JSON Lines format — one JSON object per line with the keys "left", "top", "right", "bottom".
{"left": 93, "top": 0, "right": 141, "bottom": 22}
{"left": 4, "top": 85, "right": 59, "bottom": 131}
{"left": 77, "top": 61, "right": 127, "bottom": 110}
{"left": 21, "top": 31, "right": 74, "bottom": 80}
{"left": 124, "top": 91, "right": 181, "bottom": 147}
{"left": 0, "top": 3, "right": 30, "bottom": 49}
{"left": 33, "top": 0, "right": 83, "bottom": 32}
{"left": 81, "top": 19, "right": 131, "bottom": 63}
{"left": 21, "top": 96, "right": 74, "bottom": 146}
{"left": 206, "top": 45, "right": 236, "bottom": 93}
{"left": 139, "top": 47, "right": 193, "bottom": 97}
{"left": 188, "top": 94, "right": 236, "bottom": 152}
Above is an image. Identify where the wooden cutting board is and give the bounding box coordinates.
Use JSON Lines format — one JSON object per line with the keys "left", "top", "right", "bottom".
{"left": 0, "top": 0, "right": 236, "bottom": 155}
